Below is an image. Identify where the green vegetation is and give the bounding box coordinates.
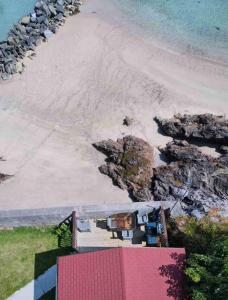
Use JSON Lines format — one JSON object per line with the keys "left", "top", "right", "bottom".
{"left": 55, "top": 223, "right": 72, "bottom": 248}
{"left": 168, "top": 217, "right": 228, "bottom": 300}
{"left": 0, "top": 226, "right": 71, "bottom": 300}
{"left": 121, "top": 149, "right": 150, "bottom": 186}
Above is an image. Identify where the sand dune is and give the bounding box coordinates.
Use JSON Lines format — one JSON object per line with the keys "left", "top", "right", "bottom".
{"left": 0, "top": 0, "right": 227, "bottom": 210}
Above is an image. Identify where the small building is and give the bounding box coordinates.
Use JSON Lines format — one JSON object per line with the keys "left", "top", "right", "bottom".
{"left": 57, "top": 247, "right": 186, "bottom": 300}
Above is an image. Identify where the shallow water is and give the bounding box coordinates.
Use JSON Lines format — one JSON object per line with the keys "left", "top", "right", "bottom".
{"left": 112, "top": 0, "right": 228, "bottom": 62}
{"left": 0, "top": 0, "right": 228, "bottom": 62}
{"left": 0, "top": 0, "right": 35, "bottom": 41}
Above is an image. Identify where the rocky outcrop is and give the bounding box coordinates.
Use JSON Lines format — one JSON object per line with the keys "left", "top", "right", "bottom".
{"left": 0, "top": 0, "right": 81, "bottom": 80}
{"left": 93, "top": 135, "right": 154, "bottom": 202}
{"left": 155, "top": 113, "right": 228, "bottom": 145}
{"left": 153, "top": 140, "right": 228, "bottom": 214}
{"left": 93, "top": 114, "right": 228, "bottom": 216}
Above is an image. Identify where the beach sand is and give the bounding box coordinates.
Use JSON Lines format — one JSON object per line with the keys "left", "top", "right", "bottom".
{"left": 0, "top": 0, "right": 227, "bottom": 210}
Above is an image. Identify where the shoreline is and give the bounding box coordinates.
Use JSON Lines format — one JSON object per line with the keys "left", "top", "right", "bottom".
{"left": 88, "top": 0, "right": 228, "bottom": 66}
{"left": 0, "top": 0, "right": 227, "bottom": 210}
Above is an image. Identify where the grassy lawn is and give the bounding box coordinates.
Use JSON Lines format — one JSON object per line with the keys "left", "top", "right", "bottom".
{"left": 0, "top": 226, "right": 71, "bottom": 300}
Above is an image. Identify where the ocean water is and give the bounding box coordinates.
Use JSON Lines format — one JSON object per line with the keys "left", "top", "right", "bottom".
{"left": 0, "top": 0, "right": 228, "bottom": 61}
{"left": 112, "top": 0, "right": 228, "bottom": 61}
{"left": 0, "top": 0, "right": 36, "bottom": 41}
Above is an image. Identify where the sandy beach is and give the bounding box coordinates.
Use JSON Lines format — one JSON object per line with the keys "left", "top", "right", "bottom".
{"left": 0, "top": 0, "right": 227, "bottom": 210}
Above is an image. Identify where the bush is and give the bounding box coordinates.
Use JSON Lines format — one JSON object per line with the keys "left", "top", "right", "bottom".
{"left": 183, "top": 218, "right": 228, "bottom": 300}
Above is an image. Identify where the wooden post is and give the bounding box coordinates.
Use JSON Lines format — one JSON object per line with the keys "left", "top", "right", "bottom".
{"left": 72, "top": 211, "right": 77, "bottom": 250}
{"left": 160, "top": 207, "right": 169, "bottom": 247}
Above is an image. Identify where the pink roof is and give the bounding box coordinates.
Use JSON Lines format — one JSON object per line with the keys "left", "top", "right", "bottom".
{"left": 57, "top": 247, "right": 186, "bottom": 300}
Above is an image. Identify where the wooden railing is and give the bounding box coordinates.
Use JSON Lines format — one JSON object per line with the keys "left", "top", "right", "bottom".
{"left": 57, "top": 211, "right": 78, "bottom": 250}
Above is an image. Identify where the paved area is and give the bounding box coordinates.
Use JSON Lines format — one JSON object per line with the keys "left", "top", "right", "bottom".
{"left": 0, "top": 201, "right": 172, "bottom": 227}
{"left": 7, "top": 265, "right": 56, "bottom": 300}
{"left": 77, "top": 220, "right": 146, "bottom": 253}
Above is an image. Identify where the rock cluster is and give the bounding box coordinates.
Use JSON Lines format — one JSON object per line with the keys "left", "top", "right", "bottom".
{"left": 153, "top": 140, "right": 228, "bottom": 215}
{"left": 94, "top": 114, "right": 228, "bottom": 216}
{"left": 93, "top": 135, "right": 154, "bottom": 202}
{"left": 0, "top": 0, "right": 81, "bottom": 80}
{"left": 155, "top": 113, "right": 228, "bottom": 145}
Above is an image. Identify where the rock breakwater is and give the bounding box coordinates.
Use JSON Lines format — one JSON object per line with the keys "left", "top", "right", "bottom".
{"left": 0, "top": 0, "right": 81, "bottom": 80}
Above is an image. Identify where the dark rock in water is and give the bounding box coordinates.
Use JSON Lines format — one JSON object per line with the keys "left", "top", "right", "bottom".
{"left": 155, "top": 113, "right": 228, "bottom": 145}
{"left": 93, "top": 135, "right": 154, "bottom": 201}
{"left": 152, "top": 140, "right": 228, "bottom": 214}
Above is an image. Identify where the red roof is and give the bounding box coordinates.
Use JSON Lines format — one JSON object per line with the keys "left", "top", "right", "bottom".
{"left": 57, "top": 247, "right": 186, "bottom": 300}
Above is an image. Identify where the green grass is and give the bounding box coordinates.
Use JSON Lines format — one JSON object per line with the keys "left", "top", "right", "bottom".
{"left": 0, "top": 226, "right": 71, "bottom": 300}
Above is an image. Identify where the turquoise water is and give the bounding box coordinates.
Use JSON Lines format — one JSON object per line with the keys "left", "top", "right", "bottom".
{"left": 0, "top": 0, "right": 228, "bottom": 61}
{"left": 113, "top": 0, "right": 228, "bottom": 61}
{"left": 0, "top": 0, "right": 35, "bottom": 40}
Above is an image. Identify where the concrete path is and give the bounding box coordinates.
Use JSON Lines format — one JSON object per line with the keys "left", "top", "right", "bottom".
{"left": 7, "top": 265, "right": 56, "bottom": 300}
{"left": 0, "top": 201, "right": 174, "bottom": 227}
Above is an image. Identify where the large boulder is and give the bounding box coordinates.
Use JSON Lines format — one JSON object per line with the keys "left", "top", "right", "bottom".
{"left": 155, "top": 113, "right": 228, "bottom": 145}
{"left": 152, "top": 140, "right": 228, "bottom": 214}
{"left": 93, "top": 135, "right": 154, "bottom": 201}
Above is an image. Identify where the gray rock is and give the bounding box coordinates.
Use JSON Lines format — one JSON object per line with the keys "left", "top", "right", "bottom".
{"left": 20, "top": 16, "right": 30, "bottom": 25}
{"left": 155, "top": 113, "right": 228, "bottom": 145}
{"left": 40, "top": 3, "right": 50, "bottom": 16}
{"left": 55, "top": 13, "right": 64, "bottom": 21}
{"left": 56, "top": 4, "right": 64, "bottom": 14}
{"left": 30, "top": 12, "right": 37, "bottom": 22}
{"left": 191, "top": 209, "right": 204, "bottom": 219}
{"left": 48, "top": 4, "right": 57, "bottom": 16}
{"left": 43, "top": 29, "right": 53, "bottom": 39}
{"left": 15, "top": 61, "right": 24, "bottom": 73}
{"left": 1, "top": 73, "right": 11, "bottom": 80}
{"left": 37, "top": 15, "right": 46, "bottom": 24}
{"left": 220, "top": 145, "right": 228, "bottom": 154}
